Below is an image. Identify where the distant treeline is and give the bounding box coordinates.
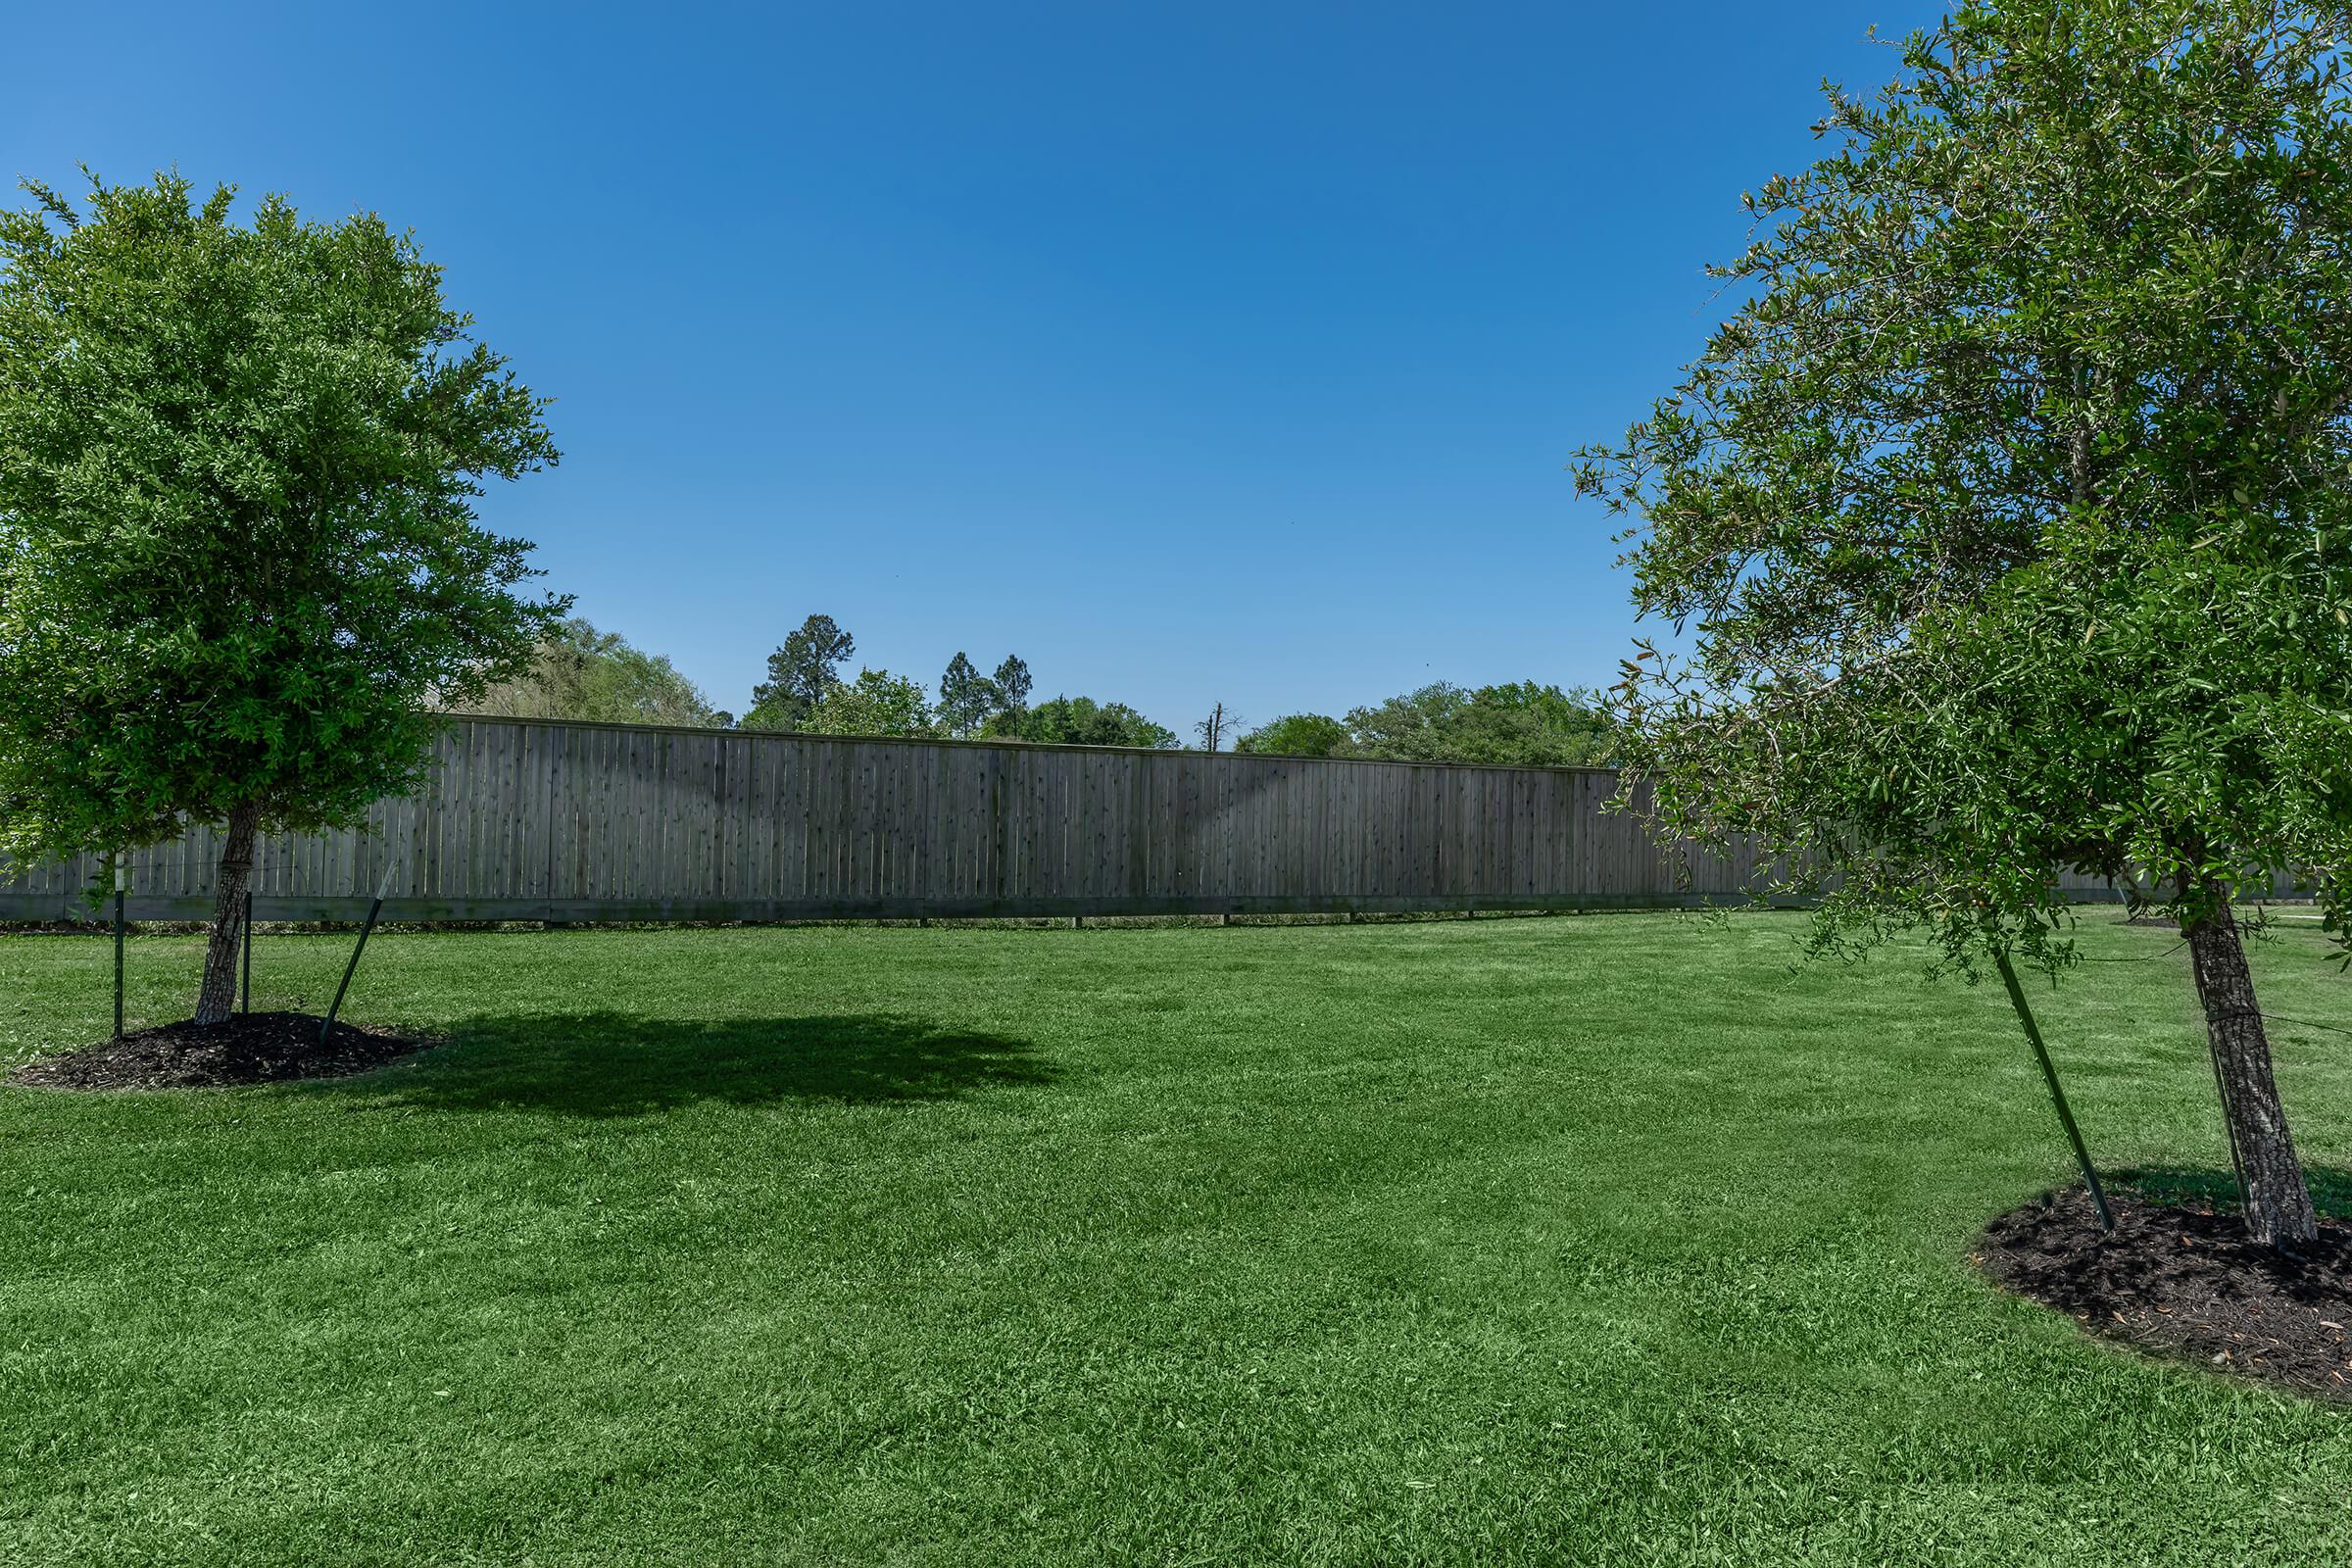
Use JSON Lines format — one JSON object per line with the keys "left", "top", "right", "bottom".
{"left": 1233, "top": 684, "right": 1617, "bottom": 768}
{"left": 466, "top": 612, "right": 1618, "bottom": 767}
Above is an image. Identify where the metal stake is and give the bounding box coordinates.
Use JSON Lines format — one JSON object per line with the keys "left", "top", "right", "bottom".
{"left": 1993, "top": 948, "right": 2115, "bottom": 1232}
{"left": 321, "top": 858, "right": 398, "bottom": 1044}
{"left": 241, "top": 887, "right": 253, "bottom": 1016}
{"left": 112, "top": 863, "right": 125, "bottom": 1039}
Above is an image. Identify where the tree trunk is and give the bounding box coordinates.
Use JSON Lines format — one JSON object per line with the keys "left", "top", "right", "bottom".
{"left": 194, "top": 804, "right": 260, "bottom": 1026}
{"left": 2183, "top": 896, "right": 2318, "bottom": 1249}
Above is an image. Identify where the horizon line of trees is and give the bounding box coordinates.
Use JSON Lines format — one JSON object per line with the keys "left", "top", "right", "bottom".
{"left": 464, "top": 612, "right": 1619, "bottom": 767}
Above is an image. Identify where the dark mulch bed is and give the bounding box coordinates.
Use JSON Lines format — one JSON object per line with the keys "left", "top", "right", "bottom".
{"left": 8, "top": 1011, "right": 433, "bottom": 1091}
{"left": 1978, "top": 1184, "right": 2352, "bottom": 1402}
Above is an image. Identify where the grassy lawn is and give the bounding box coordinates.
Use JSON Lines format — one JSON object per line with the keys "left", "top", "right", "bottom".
{"left": 2, "top": 912, "right": 2348, "bottom": 1566}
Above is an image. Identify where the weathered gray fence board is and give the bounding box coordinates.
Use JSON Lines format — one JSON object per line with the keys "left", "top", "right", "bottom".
{"left": 0, "top": 713, "right": 2287, "bottom": 922}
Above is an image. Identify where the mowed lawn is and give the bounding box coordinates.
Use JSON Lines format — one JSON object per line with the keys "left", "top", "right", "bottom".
{"left": 2, "top": 914, "right": 2348, "bottom": 1567}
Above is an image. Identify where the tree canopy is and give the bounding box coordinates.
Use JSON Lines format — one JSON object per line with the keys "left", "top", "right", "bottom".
{"left": 936, "top": 650, "right": 1033, "bottom": 737}
{"left": 744, "top": 613, "right": 855, "bottom": 730}
{"left": 1574, "top": 0, "right": 2352, "bottom": 1245}
{"left": 937, "top": 653, "right": 992, "bottom": 736}
{"left": 1343, "top": 682, "right": 1619, "bottom": 767}
{"left": 470, "top": 617, "right": 725, "bottom": 727}
{"left": 806, "top": 667, "right": 936, "bottom": 737}
{"left": 992, "top": 656, "right": 1034, "bottom": 717}
{"left": 986, "top": 696, "right": 1178, "bottom": 750}
{"left": 0, "top": 171, "right": 561, "bottom": 1019}
{"left": 1235, "top": 683, "right": 1617, "bottom": 765}
{"left": 1233, "top": 713, "right": 1351, "bottom": 758}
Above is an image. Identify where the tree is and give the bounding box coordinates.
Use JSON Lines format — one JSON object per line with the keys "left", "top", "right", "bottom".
{"left": 1344, "top": 682, "right": 1620, "bottom": 766}
{"left": 471, "top": 617, "right": 723, "bottom": 727}
{"left": 806, "top": 668, "right": 935, "bottom": 736}
{"left": 1574, "top": 0, "right": 2352, "bottom": 1246}
{"left": 938, "top": 652, "right": 994, "bottom": 737}
{"left": 936, "top": 651, "right": 1033, "bottom": 737}
{"left": 1195, "top": 702, "right": 1242, "bottom": 753}
{"left": 745, "top": 613, "right": 854, "bottom": 730}
{"left": 991, "top": 656, "right": 1033, "bottom": 718}
{"left": 1235, "top": 713, "right": 1350, "bottom": 758}
{"left": 0, "top": 172, "right": 562, "bottom": 1026}
{"left": 986, "top": 695, "right": 1177, "bottom": 749}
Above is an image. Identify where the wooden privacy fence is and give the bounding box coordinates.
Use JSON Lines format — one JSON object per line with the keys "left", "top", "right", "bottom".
{"left": 0, "top": 713, "right": 2158, "bottom": 923}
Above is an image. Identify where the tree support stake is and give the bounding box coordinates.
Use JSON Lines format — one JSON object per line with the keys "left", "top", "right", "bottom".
{"left": 1994, "top": 948, "right": 2115, "bottom": 1233}
{"left": 112, "top": 863, "right": 125, "bottom": 1039}
{"left": 322, "top": 859, "right": 398, "bottom": 1044}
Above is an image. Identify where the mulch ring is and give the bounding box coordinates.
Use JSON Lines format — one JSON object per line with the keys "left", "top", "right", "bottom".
{"left": 1978, "top": 1183, "right": 2352, "bottom": 1403}
{"left": 8, "top": 1011, "right": 434, "bottom": 1091}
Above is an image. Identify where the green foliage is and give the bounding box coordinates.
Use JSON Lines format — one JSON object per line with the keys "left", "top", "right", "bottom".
{"left": 806, "top": 667, "right": 936, "bottom": 737}
{"left": 938, "top": 653, "right": 992, "bottom": 737}
{"left": 744, "top": 613, "right": 855, "bottom": 731}
{"left": 1234, "top": 713, "right": 1349, "bottom": 758}
{"left": 986, "top": 695, "right": 1177, "bottom": 749}
{"left": 1574, "top": 0, "right": 2352, "bottom": 966}
{"left": 469, "top": 618, "right": 723, "bottom": 728}
{"left": 0, "top": 171, "right": 562, "bottom": 868}
{"left": 938, "top": 650, "right": 1032, "bottom": 738}
{"left": 1342, "top": 682, "right": 1620, "bottom": 766}
{"left": 992, "top": 656, "right": 1033, "bottom": 716}
{"left": 1233, "top": 689, "right": 1616, "bottom": 763}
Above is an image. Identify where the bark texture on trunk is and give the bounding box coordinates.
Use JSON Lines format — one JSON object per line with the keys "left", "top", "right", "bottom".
{"left": 2184, "top": 896, "right": 2318, "bottom": 1249}
{"left": 194, "top": 803, "right": 260, "bottom": 1026}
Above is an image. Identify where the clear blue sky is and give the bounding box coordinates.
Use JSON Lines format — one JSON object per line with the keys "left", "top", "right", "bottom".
{"left": 10, "top": 1, "right": 1941, "bottom": 732}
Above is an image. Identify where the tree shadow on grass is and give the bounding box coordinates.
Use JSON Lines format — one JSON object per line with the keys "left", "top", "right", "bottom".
{"left": 349, "top": 1011, "right": 1057, "bottom": 1118}
{"left": 2108, "top": 1162, "right": 2352, "bottom": 1220}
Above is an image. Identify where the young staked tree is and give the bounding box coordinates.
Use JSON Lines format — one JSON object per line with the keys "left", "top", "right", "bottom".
{"left": 1577, "top": 0, "right": 2352, "bottom": 1246}
{"left": 0, "top": 172, "right": 562, "bottom": 1025}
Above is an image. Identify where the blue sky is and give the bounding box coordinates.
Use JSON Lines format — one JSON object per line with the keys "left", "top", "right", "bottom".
{"left": 9, "top": 1, "right": 1942, "bottom": 732}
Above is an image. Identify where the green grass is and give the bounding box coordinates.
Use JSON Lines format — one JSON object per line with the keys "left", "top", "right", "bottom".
{"left": 2, "top": 912, "right": 2348, "bottom": 1566}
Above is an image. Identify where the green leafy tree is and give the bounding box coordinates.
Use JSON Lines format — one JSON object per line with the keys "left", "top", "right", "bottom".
{"left": 937, "top": 652, "right": 994, "bottom": 737}
{"left": 991, "top": 656, "right": 1033, "bottom": 719}
{"left": 745, "top": 613, "right": 854, "bottom": 730}
{"left": 0, "top": 171, "right": 562, "bottom": 1025}
{"left": 806, "top": 668, "right": 936, "bottom": 736}
{"left": 986, "top": 695, "right": 1177, "bottom": 749}
{"left": 469, "top": 617, "right": 723, "bottom": 727}
{"left": 1344, "top": 682, "right": 1619, "bottom": 766}
{"left": 936, "top": 651, "right": 1035, "bottom": 737}
{"left": 1575, "top": 0, "right": 2352, "bottom": 1245}
{"left": 1235, "top": 713, "right": 1350, "bottom": 758}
